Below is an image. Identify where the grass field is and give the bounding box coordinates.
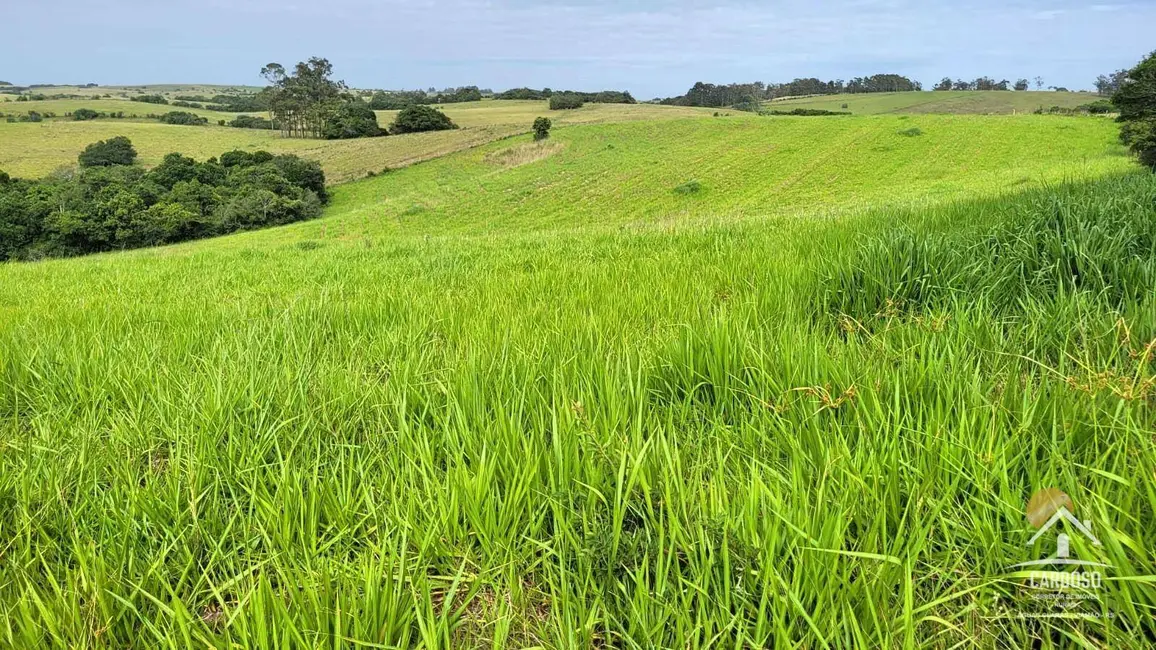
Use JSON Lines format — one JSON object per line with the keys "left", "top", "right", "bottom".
{"left": 0, "top": 101, "right": 713, "bottom": 183}
{"left": 0, "top": 98, "right": 245, "bottom": 120}
{"left": 768, "top": 90, "right": 1103, "bottom": 115}
{"left": 2, "top": 113, "right": 1154, "bottom": 648}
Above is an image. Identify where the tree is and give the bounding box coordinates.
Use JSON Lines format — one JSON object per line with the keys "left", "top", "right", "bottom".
{"left": 389, "top": 105, "right": 457, "bottom": 134}
{"left": 933, "top": 77, "right": 953, "bottom": 91}
{"left": 321, "top": 100, "right": 383, "bottom": 139}
{"left": 261, "top": 57, "right": 348, "bottom": 139}
{"left": 532, "top": 117, "right": 551, "bottom": 141}
{"left": 158, "top": 111, "right": 208, "bottom": 126}
{"left": 1095, "top": 69, "right": 1129, "bottom": 96}
{"left": 73, "top": 108, "right": 100, "bottom": 121}
{"left": 549, "top": 93, "right": 585, "bottom": 110}
{"left": 1014, "top": 78, "right": 1030, "bottom": 91}
{"left": 78, "top": 136, "right": 137, "bottom": 167}
{"left": 1112, "top": 51, "right": 1156, "bottom": 170}
{"left": 1034, "top": 76, "right": 1044, "bottom": 90}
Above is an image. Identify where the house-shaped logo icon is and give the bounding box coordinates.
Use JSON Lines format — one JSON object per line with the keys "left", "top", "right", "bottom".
{"left": 1013, "top": 503, "right": 1108, "bottom": 569}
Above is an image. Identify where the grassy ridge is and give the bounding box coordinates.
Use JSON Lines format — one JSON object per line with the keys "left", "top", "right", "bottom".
{"left": 0, "top": 101, "right": 713, "bottom": 182}
{"left": 0, "top": 116, "right": 1153, "bottom": 647}
{"left": 768, "top": 90, "right": 1103, "bottom": 115}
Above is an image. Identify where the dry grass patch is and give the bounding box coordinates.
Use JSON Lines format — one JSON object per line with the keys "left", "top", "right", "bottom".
{"left": 484, "top": 140, "right": 565, "bottom": 168}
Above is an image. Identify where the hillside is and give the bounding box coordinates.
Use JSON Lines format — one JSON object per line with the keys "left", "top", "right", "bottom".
{"left": 2, "top": 114, "right": 1154, "bottom": 648}
{"left": 768, "top": 90, "right": 1102, "bottom": 114}
{"left": 0, "top": 100, "right": 712, "bottom": 182}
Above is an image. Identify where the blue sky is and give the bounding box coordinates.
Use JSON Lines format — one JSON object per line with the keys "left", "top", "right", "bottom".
{"left": 3, "top": 0, "right": 1153, "bottom": 98}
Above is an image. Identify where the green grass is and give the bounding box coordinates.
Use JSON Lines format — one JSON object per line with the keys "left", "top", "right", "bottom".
{"left": 768, "top": 90, "right": 1104, "bottom": 115}
{"left": 1, "top": 114, "right": 1154, "bottom": 648}
{"left": 0, "top": 98, "right": 244, "bottom": 120}
{"left": 0, "top": 101, "right": 715, "bottom": 183}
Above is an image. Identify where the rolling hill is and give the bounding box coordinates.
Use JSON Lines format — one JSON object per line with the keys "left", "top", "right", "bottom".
{"left": 2, "top": 113, "right": 1153, "bottom": 648}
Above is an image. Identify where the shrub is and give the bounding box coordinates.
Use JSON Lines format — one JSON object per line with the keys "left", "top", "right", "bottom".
{"left": 673, "top": 180, "right": 702, "bottom": 195}
{"left": 158, "top": 111, "right": 208, "bottom": 126}
{"left": 78, "top": 136, "right": 137, "bottom": 167}
{"left": 549, "top": 94, "right": 584, "bottom": 110}
{"left": 897, "top": 127, "right": 923, "bottom": 137}
{"left": 532, "top": 117, "right": 552, "bottom": 141}
{"left": 1113, "top": 51, "right": 1156, "bottom": 170}
{"left": 550, "top": 93, "right": 587, "bottom": 109}
{"left": 131, "top": 94, "right": 169, "bottom": 105}
{"left": 389, "top": 105, "right": 456, "bottom": 134}
{"left": 229, "top": 115, "right": 277, "bottom": 130}
{"left": 322, "top": 101, "right": 383, "bottom": 139}
{"left": 0, "top": 144, "right": 326, "bottom": 260}
{"left": 73, "top": 108, "right": 100, "bottom": 121}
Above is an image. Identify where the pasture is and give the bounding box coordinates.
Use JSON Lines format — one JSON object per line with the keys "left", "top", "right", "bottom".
{"left": 0, "top": 101, "right": 713, "bottom": 183}
{"left": 768, "top": 89, "right": 1103, "bottom": 114}
{"left": 1, "top": 112, "right": 1154, "bottom": 648}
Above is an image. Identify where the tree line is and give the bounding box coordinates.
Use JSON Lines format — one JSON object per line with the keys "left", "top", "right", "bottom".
{"left": 493, "top": 88, "right": 636, "bottom": 104}
{"left": 659, "top": 74, "right": 922, "bottom": 109}
{"left": 0, "top": 138, "right": 327, "bottom": 260}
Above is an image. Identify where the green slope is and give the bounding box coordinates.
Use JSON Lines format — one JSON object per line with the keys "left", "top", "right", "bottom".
{"left": 1, "top": 115, "right": 1154, "bottom": 648}
{"left": 768, "top": 90, "right": 1103, "bottom": 114}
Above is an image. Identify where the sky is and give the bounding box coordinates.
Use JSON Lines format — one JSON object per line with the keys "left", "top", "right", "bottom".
{"left": 3, "top": 0, "right": 1154, "bottom": 99}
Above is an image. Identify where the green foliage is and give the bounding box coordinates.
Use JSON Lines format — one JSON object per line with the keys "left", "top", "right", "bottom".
{"left": 131, "top": 94, "right": 169, "bottom": 105}
{"left": 78, "top": 136, "right": 138, "bottom": 167}
{"left": 0, "top": 141, "right": 326, "bottom": 259}
{"left": 766, "top": 108, "right": 851, "bottom": 116}
{"left": 532, "top": 116, "right": 552, "bottom": 140}
{"left": 672, "top": 180, "right": 702, "bottom": 194}
{"left": 897, "top": 127, "right": 923, "bottom": 136}
{"left": 549, "top": 93, "right": 585, "bottom": 110}
{"left": 228, "top": 114, "right": 277, "bottom": 130}
{"left": 368, "top": 90, "right": 431, "bottom": 110}
{"left": 72, "top": 108, "right": 99, "bottom": 121}
{"left": 389, "top": 105, "right": 457, "bottom": 134}
{"left": 204, "top": 93, "right": 269, "bottom": 112}
{"left": 321, "top": 100, "right": 383, "bottom": 139}
{"left": 157, "top": 111, "right": 209, "bottom": 126}
{"left": 1113, "top": 51, "right": 1156, "bottom": 170}
{"left": 1, "top": 118, "right": 1154, "bottom": 648}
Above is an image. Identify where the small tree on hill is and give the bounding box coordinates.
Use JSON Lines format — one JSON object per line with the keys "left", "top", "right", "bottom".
{"left": 389, "top": 105, "right": 457, "bottom": 134}
{"left": 533, "top": 117, "right": 552, "bottom": 140}
{"left": 1014, "top": 79, "right": 1030, "bottom": 91}
{"left": 78, "top": 136, "right": 137, "bottom": 167}
{"left": 933, "top": 77, "right": 953, "bottom": 91}
{"left": 73, "top": 108, "right": 100, "bottom": 121}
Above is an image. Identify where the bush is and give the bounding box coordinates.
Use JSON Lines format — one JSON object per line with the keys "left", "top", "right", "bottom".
{"left": 389, "top": 105, "right": 456, "bottom": 134}
{"left": 533, "top": 117, "right": 552, "bottom": 141}
{"left": 897, "top": 127, "right": 923, "bottom": 137}
{"left": 131, "top": 94, "right": 169, "bottom": 105}
{"left": 73, "top": 108, "right": 100, "bottom": 121}
{"left": 158, "top": 111, "right": 209, "bottom": 126}
{"left": 229, "top": 114, "right": 277, "bottom": 130}
{"left": 1113, "top": 51, "right": 1156, "bottom": 170}
{"left": 322, "top": 101, "right": 383, "bottom": 139}
{"left": 673, "top": 180, "right": 702, "bottom": 195}
{"left": 78, "top": 136, "right": 137, "bottom": 167}
{"left": 549, "top": 93, "right": 585, "bottom": 110}
{"left": 0, "top": 143, "right": 327, "bottom": 260}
